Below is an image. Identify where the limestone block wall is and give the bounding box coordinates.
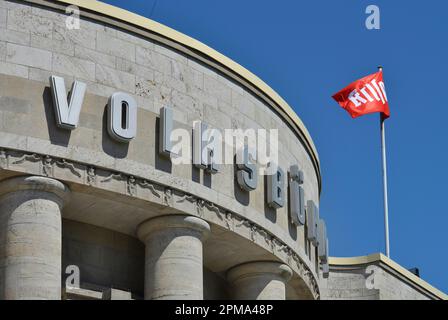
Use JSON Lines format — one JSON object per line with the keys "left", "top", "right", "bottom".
{"left": 320, "top": 254, "right": 445, "bottom": 300}
{"left": 0, "top": 0, "right": 323, "bottom": 298}
{"left": 62, "top": 219, "right": 145, "bottom": 298}
{"left": 0, "top": 0, "right": 320, "bottom": 229}
{"left": 374, "top": 267, "right": 430, "bottom": 300}
{"left": 62, "top": 219, "right": 230, "bottom": 299}
{"left": 319, "top": 268, "right": 380, "bottom": 300}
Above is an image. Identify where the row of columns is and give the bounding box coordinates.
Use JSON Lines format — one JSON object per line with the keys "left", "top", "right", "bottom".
{"left": 0, "top": 176, "right": 294, "bottom": 300}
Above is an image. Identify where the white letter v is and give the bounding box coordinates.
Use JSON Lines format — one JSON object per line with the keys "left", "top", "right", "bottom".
{"left": 50, "top": 75, "right": 86, "bottom": 130}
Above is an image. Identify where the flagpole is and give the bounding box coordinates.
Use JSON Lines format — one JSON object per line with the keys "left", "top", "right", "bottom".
{"left": 378, "top": 66, "right": 390, "bottom": 258}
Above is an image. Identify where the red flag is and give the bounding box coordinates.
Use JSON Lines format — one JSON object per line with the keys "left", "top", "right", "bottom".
{"left": 332, "top": 71, "right": 390, "bottom": 119}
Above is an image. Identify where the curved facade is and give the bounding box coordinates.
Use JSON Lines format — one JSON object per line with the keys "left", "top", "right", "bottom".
{"left": 0, "top": 0, "right": 446, "bottom": 301}
{"left": 0, "top": 0, "right": 326, "bottom": 299}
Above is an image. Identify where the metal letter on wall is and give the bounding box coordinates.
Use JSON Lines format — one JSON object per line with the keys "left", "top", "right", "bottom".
{"left": 317, "top": 219, "right": 328, "bottom": 262}
{"left": 289, "top": 165, "right": 305, "bottom": 225}
{"left": 306, "top": 200, "right": 319, "bottom": 246}
{"left": 322, "top": 239, "right": 330, "bottom": 278}
{"left": 107, "top": 92, "right": 137, "bottom": 143}
{"left": 317, "top": 218, "right": 329, "bottom": 278}
{"left": 203, "top": 128, "right": 220, "bottom": 174}
{"left": 236, "top": 145, "right": 257, "bottom": 191}
{"left": 206, "top": 147, "right": 219, "bottom": 174}
{"left": 193, "top": 121, "right": 208, "bottom": 169}
{"left": 193, "top": 121, "right": 219, "bottom": 173}
{"left": 159, "top": 107, "right": 175, "bottom": 158}
{"left": 267, "top": 164, "right": 285, "bottom": 209}
{"left": 50, "top": 75, "right": 86, "bottom": 130}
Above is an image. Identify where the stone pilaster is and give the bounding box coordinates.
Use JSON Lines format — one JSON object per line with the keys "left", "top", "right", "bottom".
{"left": 227, "top": 261, "right": 293, "bottom": 300}
{"left": 137, "top": 215, "right": 210, "bottom": 300}
{"left": 0, "top": 176, "right": 70, "bottom": 300}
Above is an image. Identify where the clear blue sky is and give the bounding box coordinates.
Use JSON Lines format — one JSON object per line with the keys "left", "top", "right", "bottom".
{"left": 102, "top": 0, "right": 448, "bottom": 292}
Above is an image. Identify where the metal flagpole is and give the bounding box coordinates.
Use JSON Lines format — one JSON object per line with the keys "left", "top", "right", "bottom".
{"left": 378, "top": 66, "right": 390, "bottom": 258}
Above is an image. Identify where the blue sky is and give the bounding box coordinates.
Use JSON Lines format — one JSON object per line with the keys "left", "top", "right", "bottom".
{"left": 102, "top": 0, "right": 448, "bottom": 292}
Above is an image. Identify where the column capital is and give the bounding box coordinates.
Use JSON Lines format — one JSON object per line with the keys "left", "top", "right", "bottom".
{"left": 137, "top": 214, "right": 211, "bottom": 243}
{"left": 0, "top": 176, "right": 70, "bottom": 207}
{"left": 227, "top": 261, "right": 293, "bottom": 284}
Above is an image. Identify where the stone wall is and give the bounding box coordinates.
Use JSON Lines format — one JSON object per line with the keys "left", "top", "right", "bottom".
{"left": 320, "top": 262, "right": 433, "bottom": 300}
{"left": 62, "top": 219, "right": 230, "bottom": 299}
{"left": 0, "top": 0, "right": 320, "bottom": 276}
{"left": 320, "top": 267, "right": 380, "bottom": 300}
{"left": 0, "top": 0, "right": 322, "bottom": 298}
{"left": 0, "top": 1, "right": 319, "bottom": 221}
{"left": 62, "top": 219, "right": 145, "bottom": 298}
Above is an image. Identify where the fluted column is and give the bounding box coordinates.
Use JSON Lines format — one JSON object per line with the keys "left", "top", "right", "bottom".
{"left": 0, "top": 176, "right": 70, "bottom": 300}
{"left": 137, "top": 215, "right": 210, "bottom": 300}
{"left": 227, "top": 261, "right": 293, "bottom": 300}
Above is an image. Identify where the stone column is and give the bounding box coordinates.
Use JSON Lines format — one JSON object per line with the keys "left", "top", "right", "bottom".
{"left": 227, "top": 261, "right": 293, "bottom": 300}
{"left": 137, "top": 215, "right": 210, "bottom": 300}
{"left": 0, "top": 176, "right": 70, "bottom": 300}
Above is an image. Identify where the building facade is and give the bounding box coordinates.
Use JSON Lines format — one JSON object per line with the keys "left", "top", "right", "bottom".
{"left": 0, "top": 0, "right": 445, "bottom": 300}
{"left": 322, "top": 254, "right": 447, "bottom": 300}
